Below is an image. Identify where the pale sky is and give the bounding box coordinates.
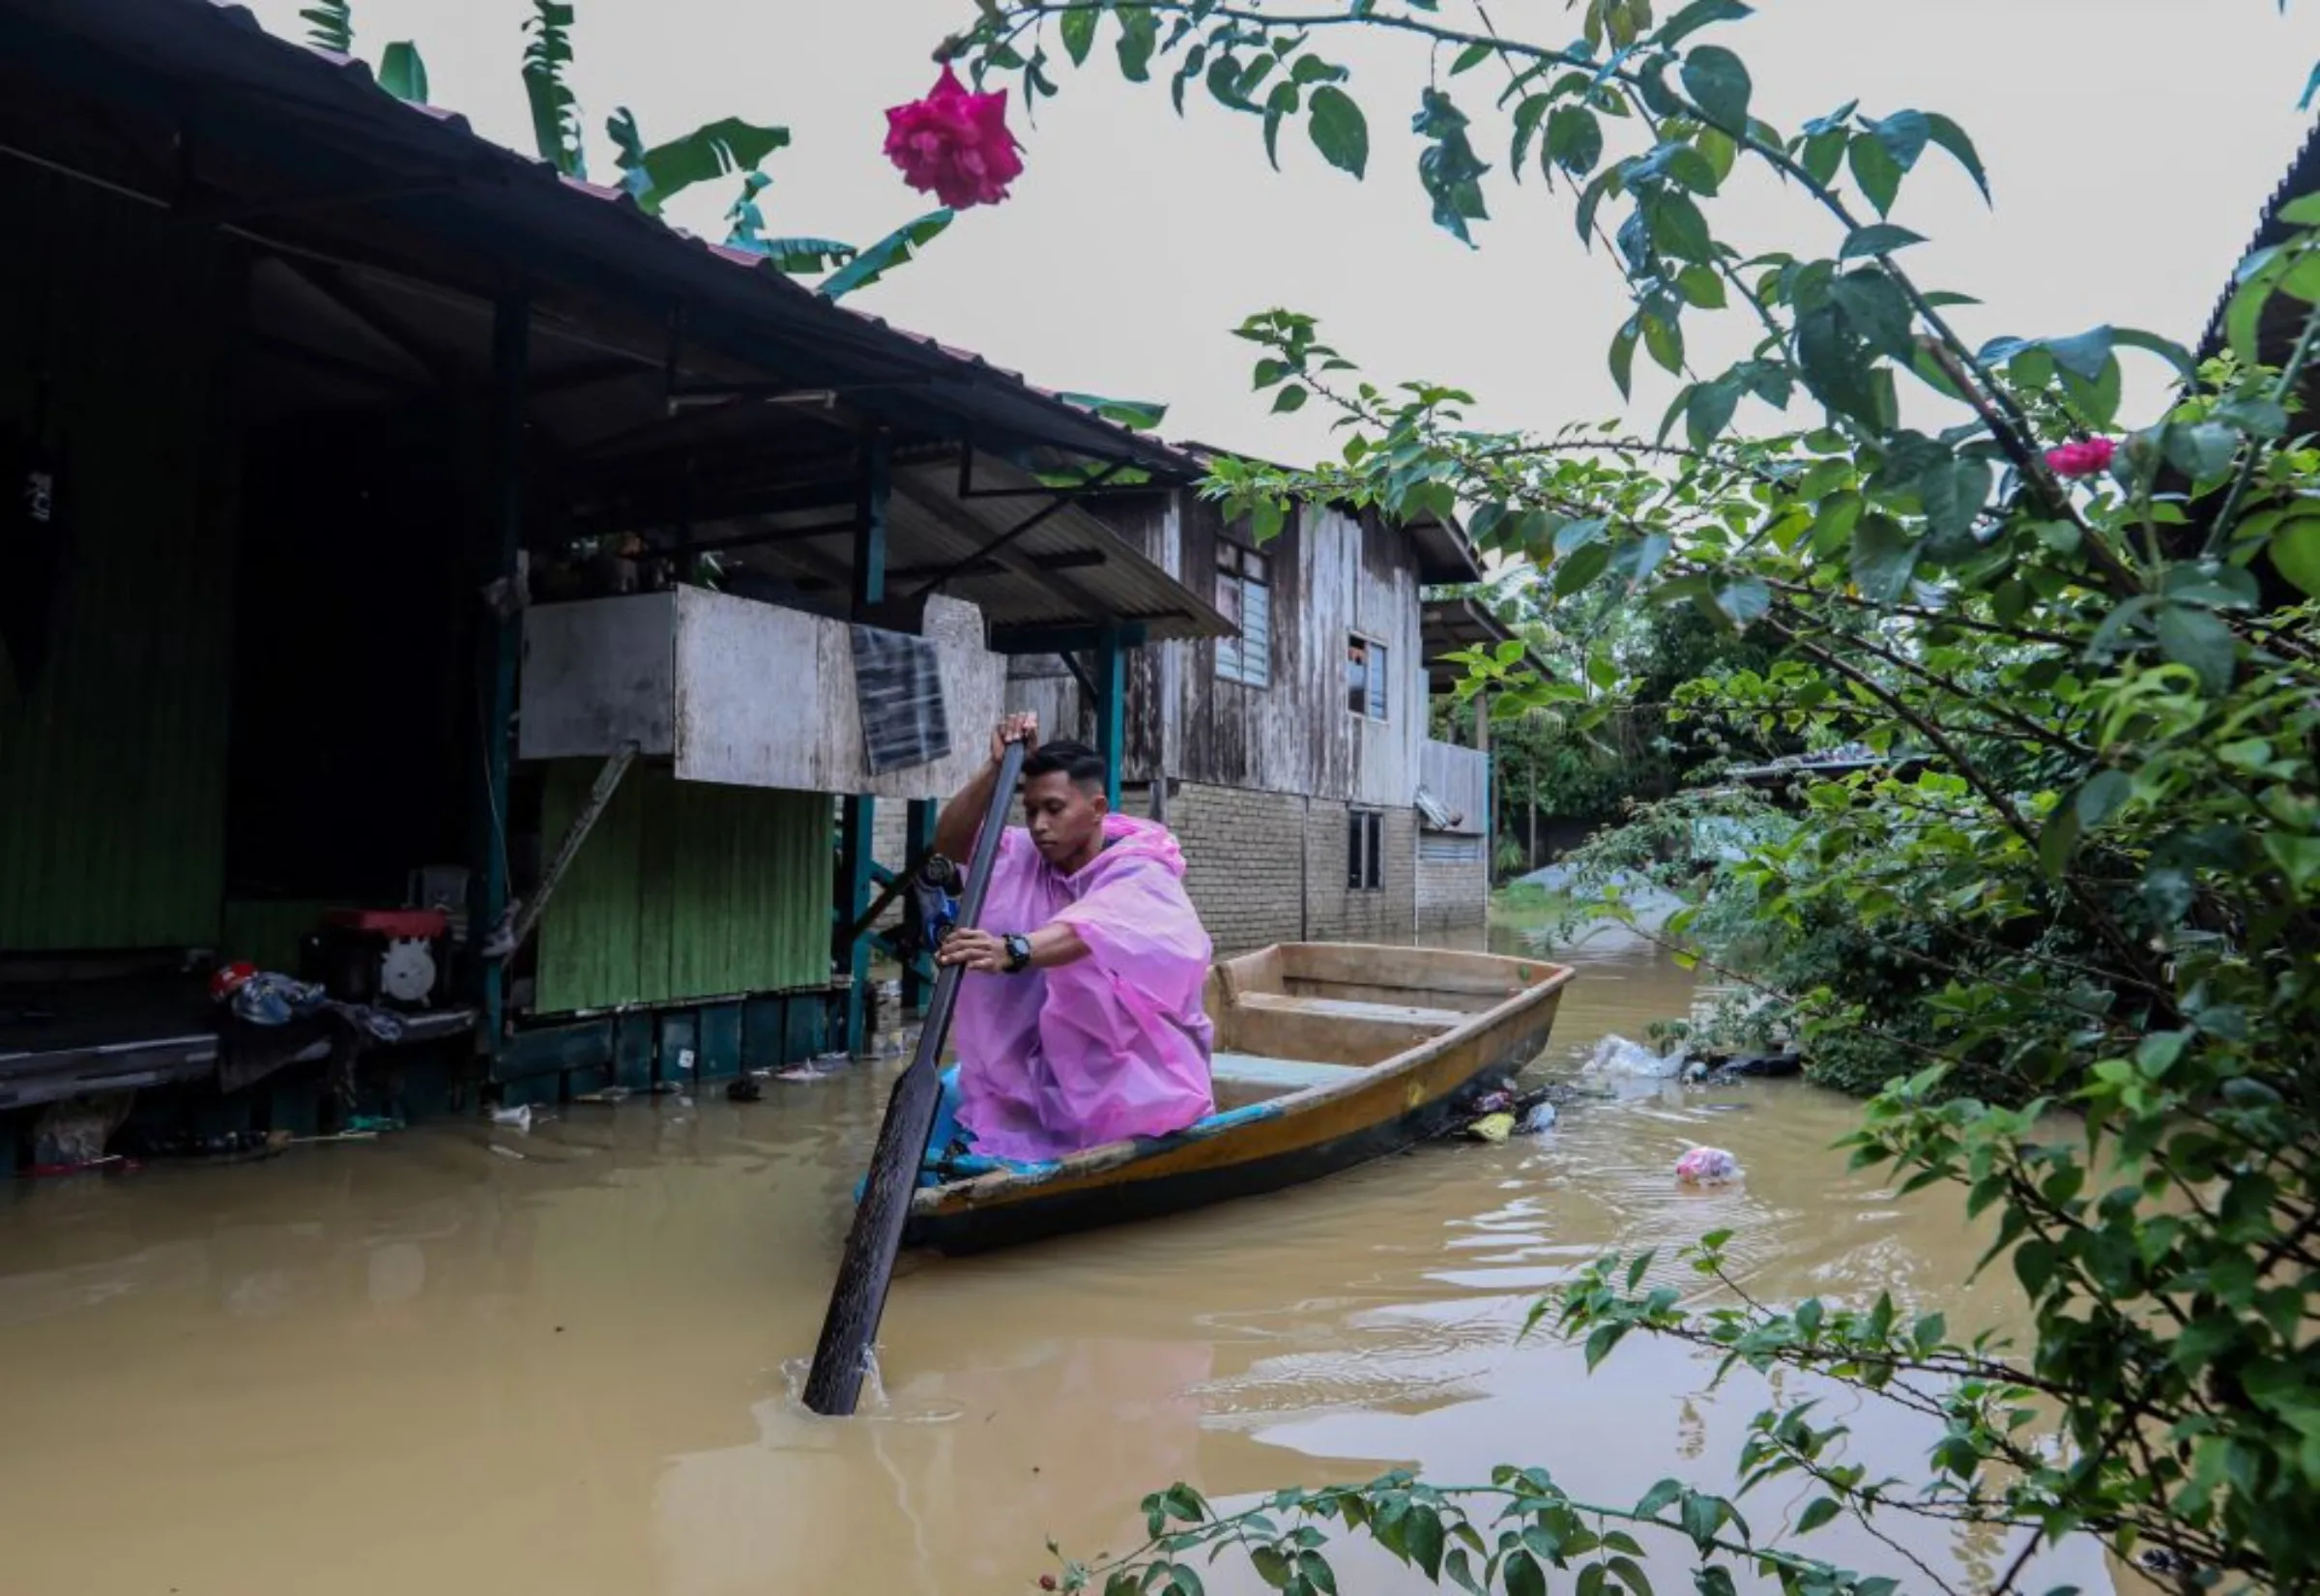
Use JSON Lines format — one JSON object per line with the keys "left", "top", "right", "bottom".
{"left": 246, "top": 0, "right": 2317, "bottom": 459}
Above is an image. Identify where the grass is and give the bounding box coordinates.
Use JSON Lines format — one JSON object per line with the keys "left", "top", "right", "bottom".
{"left": 1488, "top": 882, "right": 1579, "bottom": 934}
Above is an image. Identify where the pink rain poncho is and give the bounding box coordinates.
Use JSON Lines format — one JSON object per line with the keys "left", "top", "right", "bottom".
{"left": 949, "top": 812, "right": 1216, "bottom": 1161}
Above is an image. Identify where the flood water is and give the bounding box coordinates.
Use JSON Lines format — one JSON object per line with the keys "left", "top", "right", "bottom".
{"left": 0, "top": 923, "right": 2119, "bottom": 1596}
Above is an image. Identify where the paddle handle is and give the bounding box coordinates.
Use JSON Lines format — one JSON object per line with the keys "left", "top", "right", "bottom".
{"left": 801, "top": 738, "right": 1027, "bottom": 1416}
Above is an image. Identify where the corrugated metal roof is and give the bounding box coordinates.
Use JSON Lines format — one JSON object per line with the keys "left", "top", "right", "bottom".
{"left": 1419, "top": 595, "right": 1520, "bottom": 691}
{"left": 730, "top": 458, "right": 1232, "bottom": 643}
{"left": 2196, "top": 117, "right": 2320, "bottom": 362}
{"left": 3, "top": 0, "right": 1208, "bottom": 480}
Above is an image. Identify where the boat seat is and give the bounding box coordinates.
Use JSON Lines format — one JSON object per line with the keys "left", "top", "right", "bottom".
{"left": 1234, "top": 993, "right": 1468, "bottom": 1030}
{"left": 1208, "top": 1052, "right": 1358, "bottom": 1093}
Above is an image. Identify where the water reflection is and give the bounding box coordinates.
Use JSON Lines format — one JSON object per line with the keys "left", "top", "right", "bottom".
{"left": 0, "top": 931, "right": 2118, "bottom": 1596}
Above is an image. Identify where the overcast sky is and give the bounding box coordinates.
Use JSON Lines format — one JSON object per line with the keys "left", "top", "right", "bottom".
{"left": 247, "top": 0, "right": 2317, "bottom": 460}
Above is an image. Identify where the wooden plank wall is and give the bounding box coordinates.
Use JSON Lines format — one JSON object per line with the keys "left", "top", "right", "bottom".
{"left": 1420, "top": 739, "right": 1490, "bottom": 833}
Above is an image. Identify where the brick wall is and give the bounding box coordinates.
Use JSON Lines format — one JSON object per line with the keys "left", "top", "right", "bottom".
{"left": 1302, "top": 797, "right": 1418, "bottom": 943}
{"left": 1165, "top": 780, "right": 1308, "bottom": 952}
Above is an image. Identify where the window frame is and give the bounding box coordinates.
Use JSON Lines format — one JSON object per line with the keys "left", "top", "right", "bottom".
{"left": 1214, "top": 540, "right": 1272, "bottom": 689}
{"left": 1346, "top": 808, "right": 1385, "bottom": 891}
{"left": 1346, "top": 633, "right": 1390, "bottom": 722}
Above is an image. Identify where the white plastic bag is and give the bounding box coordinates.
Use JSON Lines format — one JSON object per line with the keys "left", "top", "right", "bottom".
{"left": 1585, "top": 1033, "right": 1690, "bottom": 1079}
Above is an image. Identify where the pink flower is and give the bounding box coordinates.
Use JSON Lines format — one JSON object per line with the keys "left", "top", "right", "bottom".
{"left": 883, "top": 67, "right": 1024, "bottom": 210}
{"left": 2044, "top": 437, "right": 2117, "bottom": 479}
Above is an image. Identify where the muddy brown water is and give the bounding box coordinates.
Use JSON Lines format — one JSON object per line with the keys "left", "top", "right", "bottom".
{"left": 0, "top": 925, "right": 2118, "bottom": 1596}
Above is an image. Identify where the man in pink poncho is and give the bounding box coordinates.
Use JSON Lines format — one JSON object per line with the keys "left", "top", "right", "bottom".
{"left": 931, "top": 713, "right": 1216, "bottom": 1162}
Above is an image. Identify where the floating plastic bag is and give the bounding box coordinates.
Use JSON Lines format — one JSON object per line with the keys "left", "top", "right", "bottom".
{"left": 1465, "top": 1113, "right": 1516, "bottom": 1144}
{"left": 1675, "top": 1146, "right": 1740, "bottom": 1185}
{"left": 1585, "top": 1033, "right": 1690, "bottom": 1080}
{"left": 1520, "top": 1101, "right": 1558, "bottom": 1133}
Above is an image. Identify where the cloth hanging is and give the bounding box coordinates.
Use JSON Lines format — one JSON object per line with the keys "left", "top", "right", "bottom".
{"left": 851, "top": 624, "right": 951, "bottom": 774}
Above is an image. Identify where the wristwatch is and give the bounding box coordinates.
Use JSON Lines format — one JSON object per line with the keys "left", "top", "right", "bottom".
{"left": 1000, "top": 934, "right": 1033, "bottom": 973}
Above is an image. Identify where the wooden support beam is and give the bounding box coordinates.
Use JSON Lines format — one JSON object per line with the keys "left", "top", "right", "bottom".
{"left": 902, "top": 798, "right": 938, "bottom": 1017}
{"left": 888, "top": 469, "right": 1119, "bottom": 617}
{"left": 1093, "top": 624, "right": 1126, "bottom": 811}
{"left": 854, "top": 432, "right": 891, "bottom": 615}
{"left": 835, "top": 797, "right": 876, "bottom": 1059}
{"left": 505, "top": 743, "right": 636, "bottom": 956}
{"left": 469, "top": 290, "right": 529, "bottom": 1057}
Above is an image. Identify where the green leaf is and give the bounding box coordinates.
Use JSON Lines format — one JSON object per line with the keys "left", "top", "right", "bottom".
{"left": 1406, "top": 1508, "right": 1446, "bottom": 1581}
{"left": 1687, "top": 380, "right": 1740, "bottom": 448}
{"left": 1117, "top": 7, "right": 1160, "bottom": 80}
{"left": 2076, "top": 769, "right": 2133, "bottom": 829}
{"left": 1451, "top": 41, "right": 1495, "bottom": 75}
{"left": 1555, "top": 540, "right": 1614, "bottom": 596}
{"left": 2268, "top": 515, "right": 2320, "bottom": 595}
{"left": 1271, "top": 385, "right": 1310, "bottom": 414}
{"left": 1054, "top": 392, "right": 1171, "bottom": 431}
{"left": 817, "top": 209, "right": 953, "bottom": 301}
{"left": 1610, "top": 318, "right": 1641, "bottom": 398}
{"left": 2156, "top": 604, "right": 2238, "bottom": 695}
{"left": 755, "top": 235, "right": 857, "bottom": 273}
{"left": 1679, "top": 1493, "right": 1724, "bottom": 1553}
{"left": 300, "top": 0, "right": 353, "bottom": 53}
{"left": 1841, "top": 222, "right": 1925, "bottom": 260}
{"left": 1646, "top": 189, "right": 1714, "bottom": 264}
{"left": 1661, "top": 0, "right": 1754, "bottom": 48}
{"left": 1250, "top": 1548, "right": 1290, "bottom": 1590}
{"left": 1870, "top": 108, "right": 1929, "bottom": 170}
{"left": 614, "top": 116, "right": 791, "bottom": 216}
{"left": 1923, "top": 111, "right": 1990, "bottom": 201}
{"left": 2044, "top": 326, "right": 2116, "bottom": 381}
{"left": 376, "top": 41, "right": 430, "bottom": 102}
{"left": 522, "top": 0, "right": 588, "bottom": 179}
{"left": 1058, "top": 7, "right": 1098, "bottom": 67}
{"left": 1504, "top": 1551, "right": 1547, "bottom": 1596}
{"left": 1642, "top": 311, "right": 1686, "bottom": 375}
{"left": 1680, "top": 45, "right": 1753, "bottom": 132}
{"left": 1796, "top": 1497, "right": 1842, "bottom": 1534}
{"left": 1547, "top": 104, "right": 1606, "bottom": 176}
{"left": 1918, "top": 456, "right": 1991, "bottom": 541}
{"left": 2037, "top": 806, "right": 2081, "bottom": 882}
{"left": 1635, "top": 1479, "right": 1686, "bottom": 1519}
{"left": 1306, "top": 86, "right": 1369, "bottom": 178}
{"left": 1850, "top": 513, "right": 1919, "bottom": 603}
{"left": 2163, "top": 421, "right": 2241, "bottom": 483}
{"left": 1675, "top": 264, "right": 1727, "bottom": 308}
{"left": 1847, "top": 132, "right": 1902, "bottom": 215}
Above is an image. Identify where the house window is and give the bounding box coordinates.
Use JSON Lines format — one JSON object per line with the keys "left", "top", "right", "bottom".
{"left": 1214, "top": 542, "right": 1271, "bottom": 687}
{"left": 1347, "top": 634, "right": 1389, "bottom": 720}
{"left": 1347, "top": 810, "right": 1384, "bottom": 890}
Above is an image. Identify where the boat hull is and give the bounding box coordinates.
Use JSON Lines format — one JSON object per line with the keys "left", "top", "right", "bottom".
{"left": 902, "top": 943, "right": 1571, "bottom": 1255}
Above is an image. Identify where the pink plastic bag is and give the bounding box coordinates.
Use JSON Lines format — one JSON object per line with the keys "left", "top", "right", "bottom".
{"left": 950, "top": 814, "right": 1216, "bottom": 1161}
{"left": 1675, "top": 1146, "right": 1740, "bottom": 1186}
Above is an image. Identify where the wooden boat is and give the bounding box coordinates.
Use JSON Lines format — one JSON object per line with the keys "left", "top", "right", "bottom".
{"left": 902, "top": 943, "right": 1574, "bottom": 1254}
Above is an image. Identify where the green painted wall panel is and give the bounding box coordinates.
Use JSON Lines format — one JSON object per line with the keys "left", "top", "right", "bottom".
{"left": 534, "top": 764, "right": 827, "bottom": 1013}
{"left": 0, "top": 166, "right": 242, "bottom": 950}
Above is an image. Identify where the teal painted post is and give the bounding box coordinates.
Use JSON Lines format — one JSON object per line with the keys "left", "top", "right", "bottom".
{"left": 901, "top": 797, "right": 936, "bottom": 1016}
{"left": 836, "top": 434, "right": 891, "bottom": 1057}
{"left": 1093, "top": 624, "right": 1126, "bottom": 811}
{"left": 469, "top": 291, "right": 527, "bottom": 1059}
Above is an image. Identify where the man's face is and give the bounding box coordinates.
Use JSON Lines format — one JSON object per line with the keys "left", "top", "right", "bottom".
{"left": 1023, "top": 770, "right": 1107, "bottom": 866}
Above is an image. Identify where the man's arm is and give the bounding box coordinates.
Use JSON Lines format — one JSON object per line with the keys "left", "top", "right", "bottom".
{"left": 937, "top": 922, "right": 1089, "bottom": 974}
{"left": 935, "top": 711, "right": 1037, "bottom": 861}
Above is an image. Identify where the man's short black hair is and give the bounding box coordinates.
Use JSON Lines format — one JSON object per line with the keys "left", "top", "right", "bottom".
{"left": 1022, "top": 739, "right": 1108, "bottom": 794}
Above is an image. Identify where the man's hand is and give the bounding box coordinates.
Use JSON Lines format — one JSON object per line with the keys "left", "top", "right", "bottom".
{"left": 937, "top": 928, "right": 1013, "bottom": 973}
{"left": 989, "top": 711, "right": 1038, "bottom": 765}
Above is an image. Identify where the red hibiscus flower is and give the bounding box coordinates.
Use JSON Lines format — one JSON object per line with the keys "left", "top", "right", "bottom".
{"left": 883, "top": 67, "right": 1024, "bottom": 210}
{"left": 2044, "top": 437, "right": 2117, "bottom": 479}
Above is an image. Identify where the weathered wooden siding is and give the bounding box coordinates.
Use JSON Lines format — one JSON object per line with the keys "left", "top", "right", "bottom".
{"left": 1420, "top": 739, "right": 1490, "bottom": 834}
{"left": 1017, "top": 493, "right": 1431, "bottom": 812}
{"left": 518, "top": 590, "right": 1004, "bottom": 800}
{"left": 1170, "top": 499, "right": 1423, "bottom": 806}
{"left": 0, "top": 165, "right": 243, "bottom": 951}
{"left": 533, "top": 764, "right": 826, "bottom": 1013}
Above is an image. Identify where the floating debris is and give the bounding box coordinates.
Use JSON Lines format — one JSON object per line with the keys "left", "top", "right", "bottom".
{"left": 1675, "top": 1146, "right": 1740, "bottom": 1186}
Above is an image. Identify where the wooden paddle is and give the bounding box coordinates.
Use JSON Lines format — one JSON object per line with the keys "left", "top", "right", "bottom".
{"left": 802, "top": 737, "right": 1027, "bottom": 1416}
